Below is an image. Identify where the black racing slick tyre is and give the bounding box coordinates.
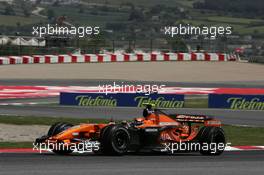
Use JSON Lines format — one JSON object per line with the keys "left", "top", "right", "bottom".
{"left": 47, "top": 122, "right": 74, "bottom": 155}
{"left": 93, "top": 125, "right": 114, "bottom": 154}
{"left": 100, "top": 125, "right": 130, "bottom": 155}
{"left": 47, "top": 122, "right": 73, "bottom": 137}
{"left": 198, "top": 126, "right": 226, "bottom": 156}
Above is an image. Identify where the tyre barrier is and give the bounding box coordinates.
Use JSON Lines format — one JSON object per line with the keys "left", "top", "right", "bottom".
{"left": 0, "top": 53, "right": 238, "bottom": 65}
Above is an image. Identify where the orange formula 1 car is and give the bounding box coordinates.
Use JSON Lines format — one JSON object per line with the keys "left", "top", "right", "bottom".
{"left": 35, "top": 104, "right": 226, "bottom": 156}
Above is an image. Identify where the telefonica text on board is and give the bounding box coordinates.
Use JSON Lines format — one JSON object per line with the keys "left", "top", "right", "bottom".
{"left": 209, "top": 94, "right": 264, "bottom": 110}
{"left": 227, "top": 97, "right": 264, "bottom": 110}
{"left": 75, "top": 95, "right": 184, "bottom": 108}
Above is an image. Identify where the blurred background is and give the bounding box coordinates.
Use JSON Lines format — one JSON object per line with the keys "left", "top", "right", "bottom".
{"left": 0, "top": 0, "right": 263, "bottom": 62}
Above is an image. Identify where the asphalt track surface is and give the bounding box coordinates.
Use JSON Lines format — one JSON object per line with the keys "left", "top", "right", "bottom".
{"left": 0, "top": 62, "right": 263, "bottom": 83}
{"left": 0, "top": 151, "right": 263, "bottom": 175}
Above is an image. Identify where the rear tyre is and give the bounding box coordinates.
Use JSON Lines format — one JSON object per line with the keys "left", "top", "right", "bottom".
{"left": 100, "top": 125, "right": 130, "bottom": 155}
{"left": 198, "top": 126, "right": 226, "bottom": 156}
{"left": 47, "top": 122, "right": 74, "bottom": 155}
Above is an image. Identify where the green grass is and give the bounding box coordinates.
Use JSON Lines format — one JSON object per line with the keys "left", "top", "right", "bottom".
{"left": 45, "top": 5, "right": 129, "bottom": 26}
{"left": 0, "top": 0, "right": 259, "bottom": 37}
{"left": 182, "top": 19, "right": 211, "bottom": 26}
{"left": 184, "top": 98, "right": 208, "bottom": 108}
{"left": 182, "top": 19, "right": 241, "bottom": 27}
{"left": 239, "top": 26, "right": 264, "bottom": 34}
{"left": 207, "top": 16, "right": 264, "bottom": 25}
{"left": 182, "top": 18, "right": 264, "bottom": 35}
{"left": 82, "top": 0, "right": 198, "bottom": 7}
{"left": 223, "top": 125, "right": 264, "bottom": 145}
{"left": 0, "top": 115, "right": 110, "bottom": 125}
{"left": 0, "top": 142, "right": 33, "bottom": 148}
{"left": 0, "top": 15, "right": 45, "bottom": 26}
{"left": 0, "top": 2, "right": 27, "bottom": 17}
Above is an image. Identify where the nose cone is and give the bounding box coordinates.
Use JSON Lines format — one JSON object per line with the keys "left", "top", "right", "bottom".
{"left": 53, "top": 125, "right": 81, "bottom": 140}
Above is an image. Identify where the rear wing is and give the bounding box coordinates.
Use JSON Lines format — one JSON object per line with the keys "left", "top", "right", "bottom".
{"left": 174, "top": 114, "right": 210, "bottom": 123}
{"left": 153, "top": 109, "right": 221, "bottom": 126}
{"left": 172, "top": 114, "right": 221, "bottom": 126}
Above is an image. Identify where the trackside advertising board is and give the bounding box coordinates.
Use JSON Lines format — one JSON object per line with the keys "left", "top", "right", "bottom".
{"left": 209, "top": 94, "right": 264, "bottom": 110}
{"left": 60, "top": 92, "right": 184, "bottom": 108}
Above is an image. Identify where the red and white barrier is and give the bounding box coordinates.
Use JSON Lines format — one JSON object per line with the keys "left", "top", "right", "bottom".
{"left": 0, "top": 53, "right": 239, "bottom": 65}
{"left": 225, "top": 146, "right": 264, "bottom": 151}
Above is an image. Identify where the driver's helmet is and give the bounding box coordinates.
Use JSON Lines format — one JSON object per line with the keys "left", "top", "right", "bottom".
{"left": 142, "top": 103, "right": 155, "bottom": 118}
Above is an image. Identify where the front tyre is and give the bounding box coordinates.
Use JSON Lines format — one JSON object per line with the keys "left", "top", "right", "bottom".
{"left": 47, "top": 122, "right": 73, "bottom": 137}
{"left": 47, "top": 122, "right": 74, "bottom": 155}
